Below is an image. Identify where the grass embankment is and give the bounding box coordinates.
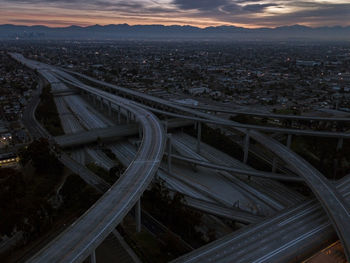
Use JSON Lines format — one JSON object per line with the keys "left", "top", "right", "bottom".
{"left": 86, "top": 148, "right": 124, "bottom": 185}
{"left": 35, "top": 84, "right": 64, "bottom": 136}
{"left": 184, "top": 124, "right": 272, "bottom": 171}
{"left": 291, "top": 136, "right": 350, "bottom": 180}
{"left": 0, "top": 139, "right": 100, "bottom": 262}
{"left": 118, "top": 219, "right": 175, "bottom": 263}
{"left": 118, "top": 179, "right": 201, "bottom": 263}
{"left": 142, "top": 179, "right": 204, "bottom": 248}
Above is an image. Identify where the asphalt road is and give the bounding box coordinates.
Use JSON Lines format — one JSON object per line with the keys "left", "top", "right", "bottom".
{"left": 171, "top": 175, "right": 350, "bottom": 263}
{"left": 12, "top": 53, "right": 350, "bottom": 262}
{"left": 62, "top": 65, "right": 350, "bottom": 261}
{"left": 11, "top": 54, "right": 166, "bottom": 263}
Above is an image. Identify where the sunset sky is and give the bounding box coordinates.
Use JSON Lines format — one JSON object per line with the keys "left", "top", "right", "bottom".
{"left": 1, "top": 0, "right": 350, "bottom": 28}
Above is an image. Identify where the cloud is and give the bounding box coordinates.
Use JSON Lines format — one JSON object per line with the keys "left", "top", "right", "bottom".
{"left": 1, "top": 0, "right": 350, "bottom": 28}
{"left": 263, "top": 3, "right": 350, "bottom": 26}
{"left": 242, "top": 4, "right": 277, "bottom": 13}
{"left": 9, "top": 19, "right": 83, "bottom": 26}
{"left": 173, "top": 0, "right": 232, "bottom": 10}
{"left": 172, "top": 0, "right": 277, "bottom": 18}
{"left": 3, "top": 0, "right": 153, "bottom": 11}
{"left": 171, "top": 0, "right": 350, "bottom": 27}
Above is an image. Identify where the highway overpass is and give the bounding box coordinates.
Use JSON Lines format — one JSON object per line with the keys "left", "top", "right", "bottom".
{"left": 11, "top": 54, "right": 166, "bottom": 263}
{"left": 172, "top": 174, "right": 350, "bottom": 263}
{"left": 183, "top": 104, "right": 350, "bottom": 122}
{"left": 12, "top": 53, "right": 350, "bottom": 262}
{"left": 55, "top": 119, "right": 192, "bottom": 148}
{"left": 56, "top": 66, "right": 350, "bottom": 261}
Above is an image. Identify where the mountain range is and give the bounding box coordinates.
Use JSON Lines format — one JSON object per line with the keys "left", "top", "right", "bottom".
{"left": 0, "top": 24, "right": 349, "bottom": 41}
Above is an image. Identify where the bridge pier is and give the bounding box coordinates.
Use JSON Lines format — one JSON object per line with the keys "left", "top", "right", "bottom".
{"left": 286, "top": 134, "right": 292, "bottom": 149}
{"left": 108, "top": 101, "right": 112, "bottom": 116}
{"left": 167, "top": 134, "right": 172, "bottom": 173}
{"left": 337, "top": 137, "right": 344, "bottom": 151}
{"left": 126, "top": 111, "right": 130, "bottom": 124}
{"left": 139, "top": 125, "right": 143, "bottom": 140}
{"left": 88, "top": 250, "right": 96, "bottom": 263}
{"left": 100, "top": 97, "right": 104, "bottom": 110}
{"left": 243, "top": 130, "right": 250, "bottom": 164}
{"left": 135, "top": 199, "right": 141, "bottom": 233}
{"left": 163, "top": 119, "right": 168, "bottom": 133}
{"left": 272, "top": 157, "right": 277, "bottom": 173}
{"left": 117, "top": 105, "right": 121, "bottom": 124}
{"left": 196, "top": 122, "right": 201, "bottom": 154}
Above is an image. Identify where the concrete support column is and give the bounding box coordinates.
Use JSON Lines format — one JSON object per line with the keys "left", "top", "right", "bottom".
{"left": 243, "top": 130, "right": 250, "bottom": 164}
{"left": 272, "top": 157, "right": 277, "bottom": 173}
{"left": 196, "top": 122, "right": 202, "bottom": 154}
{"left": 163, "top": 119, "right": 168, "bottom": 134}
{"left": 117, "top": 106, "right": 121, "bottom": 124}
{"left": 286, "top": 134, "right": 292, "bottom": 149}
{"left": 126, "top": 111, "right": 130, "bottom": 124}
{"left": 135, "top": 199, "right": 141, "bottom": 233}
{"left": 89, "top": 250, "right": 96, "bottom": 263}
{"left": 167, "top": 134, "right": 172, "bottom": 173}
{"left": 100, "top": 97, "right": 103, "bottom": 110}
{"left": 139, "top": 125, "right": 143, "bottom": 140}
{"left": 337, "top": 137, "right": 344, "bottom": 151}
{"left": 108, "top": 101, "right": 112, "bottom": 116}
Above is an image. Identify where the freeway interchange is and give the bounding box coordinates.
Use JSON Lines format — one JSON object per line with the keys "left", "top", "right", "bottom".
{"left": 11, "top": 53, "right": 350, "bottom": 263}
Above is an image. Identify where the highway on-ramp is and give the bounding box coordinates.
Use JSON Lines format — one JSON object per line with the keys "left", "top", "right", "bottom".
{"left": 11, "top": 54, "right": 166, "bottom": 263}
{"left": 171, "top": 175, "right": 350, "bottom": 263}
{"left": 184, "top": 104, "right": 350, "bottom": 122}
{"left": 59, "top": 67, "right": 350, "bottom": 261}
{"left": 30, "top": 92, "right": 165, "bottom": 263}
{"left": 12, "top": 53, "right": 350, "bottom": 261}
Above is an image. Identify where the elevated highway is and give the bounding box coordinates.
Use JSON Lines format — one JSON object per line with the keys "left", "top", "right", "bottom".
{"left": 184, "top": 196, "right": 263, "bottom": 224}
{"left": 172, "top": 175, "right": 350, "bottom": 263}
{"left": 58, "top": 153, "right": 110, "bottom": 193}
{"left": 130, "top": 104, "right": 350, "bottom": 139}
{"left": 57, "top": 67, "right": 350, "bottom": 261}
{"left": 11, "top": 54, "right": 166, "bottom": 263}
{"left": 167, "top": 153, "right": 303, "bottom": 182}
{"left": 29, "top": 94, "right": 165, "bottom": 263}
{"left": 60, "top": 70, "right": 350, "bottom": 138}
{"left": 55, "top": 119, "right": 192, "bottom": 149}
{"left": 183, "top": 104, "right": 350, "bottom": 122}
{"left": 13, "top": 54, "right": 350, "bottom": 261}
{"left": 108, "top": 140, "right": 264, "bottom": 224}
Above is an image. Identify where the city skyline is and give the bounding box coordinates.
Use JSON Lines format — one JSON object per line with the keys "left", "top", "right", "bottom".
{"left": 1, "top": 0, "right": 350, "bottom": 28}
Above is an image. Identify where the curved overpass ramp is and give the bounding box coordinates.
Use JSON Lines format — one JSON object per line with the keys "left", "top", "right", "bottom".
{"left": 12, "top": 54, "right": 350, "bottom": 261}
{"left": 61, "top": 69, "right": 350, "bottom": 261}
{"left": 11, "top": 55, "right": 166, "bottom": 263}
{"left": 29, "top": 90, "right": 165, "bottom": 263}
{"left": 184, "top": 104, "right": 350, "bottom": 122}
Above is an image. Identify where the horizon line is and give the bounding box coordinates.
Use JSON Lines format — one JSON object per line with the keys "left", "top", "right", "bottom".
{"left": 1, "top": 23, "right": 349, "bottom": 30}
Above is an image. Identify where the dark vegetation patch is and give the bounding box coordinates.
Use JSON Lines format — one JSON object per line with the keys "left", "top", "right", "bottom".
{"left": 35, "top": 84, "right": 64, "bottom": 136}
{"left": 0, "top": 139, "right": 100, "bottom": 261}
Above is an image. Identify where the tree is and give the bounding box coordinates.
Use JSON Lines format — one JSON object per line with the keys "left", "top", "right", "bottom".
{"left": 19, "top": 138, "right": 63, "bottom": 176}
{"left": 0, "top": 168, "right": 26, "bottom": 236}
